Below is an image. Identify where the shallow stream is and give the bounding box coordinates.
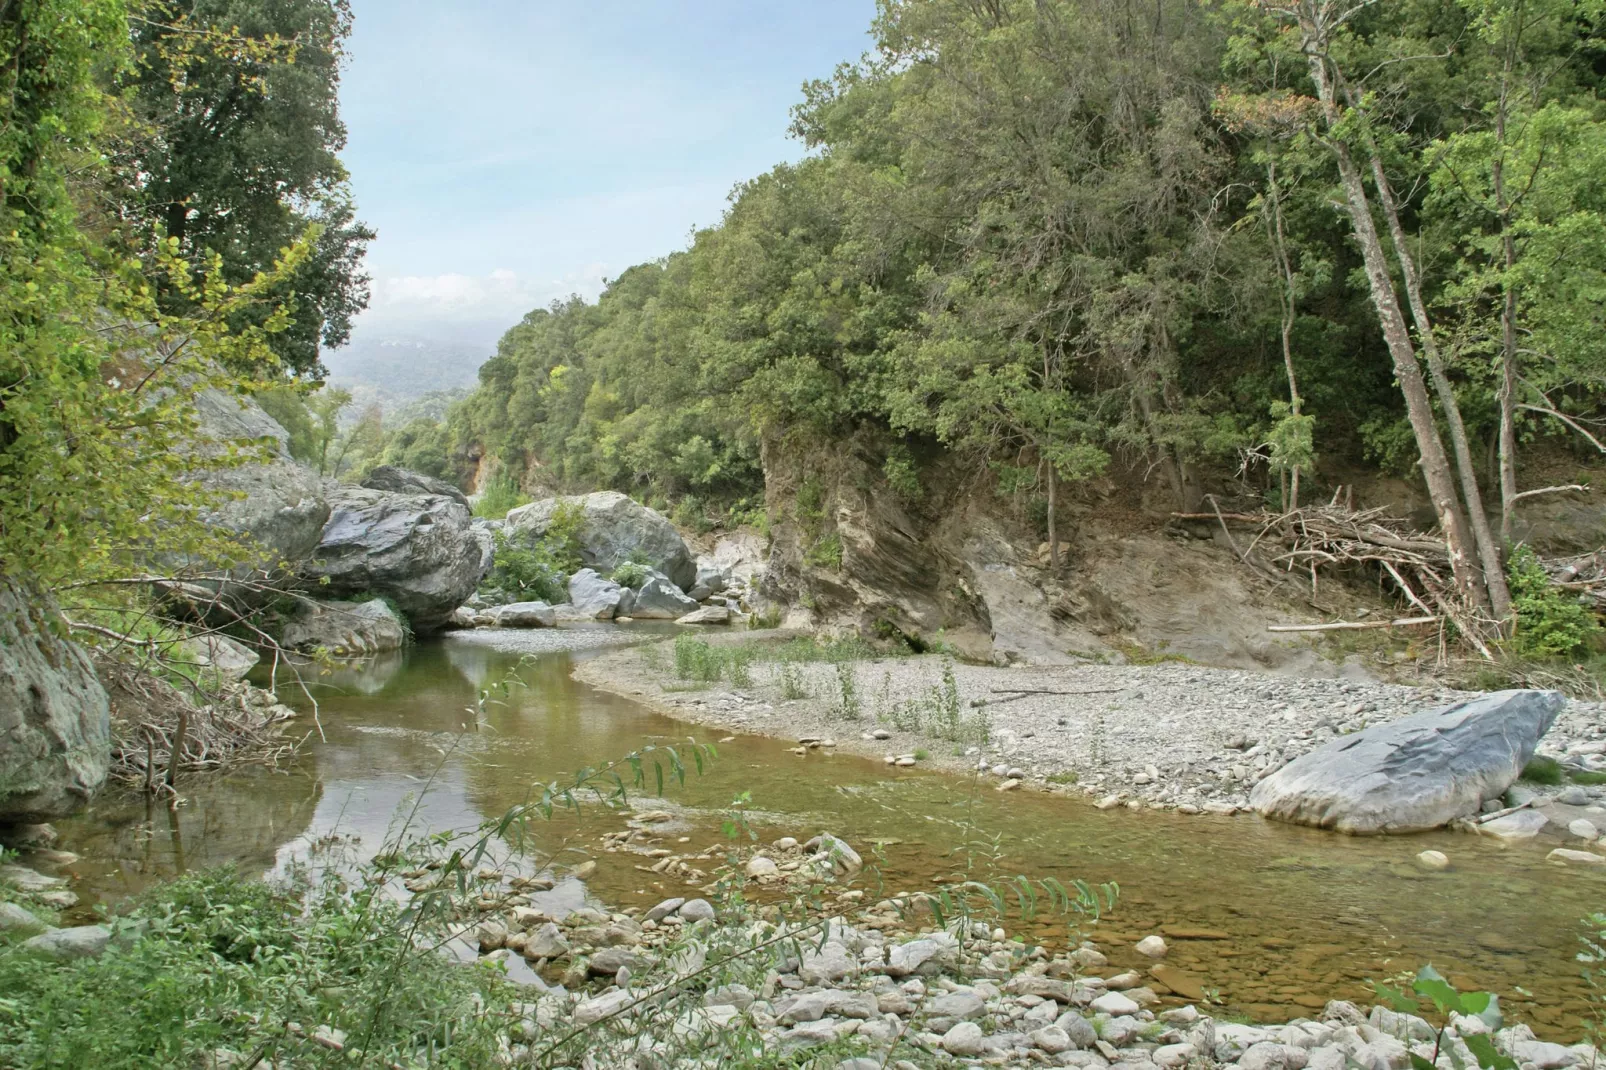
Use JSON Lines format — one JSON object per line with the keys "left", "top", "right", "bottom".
{"left": 52, "top": 628, "right": 1606, "bottom": 1036}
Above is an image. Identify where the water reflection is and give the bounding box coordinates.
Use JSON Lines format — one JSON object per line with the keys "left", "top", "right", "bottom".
{"left": 48, "top": 632, "right": 1606, "bottom": 1036}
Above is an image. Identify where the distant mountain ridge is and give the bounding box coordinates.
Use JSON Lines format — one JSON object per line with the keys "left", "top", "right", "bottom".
{"left": 323, "top": 335, "right": 490, "bottom": 413}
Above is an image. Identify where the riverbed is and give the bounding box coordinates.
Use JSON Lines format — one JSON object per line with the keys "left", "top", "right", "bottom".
{"left": 48, "top": 626, "right": 1606, "bottom": 1036}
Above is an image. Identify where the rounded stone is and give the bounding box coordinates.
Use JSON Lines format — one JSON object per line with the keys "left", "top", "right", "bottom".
{"left": 1135, "top": 934, "right": 1168, "bottom": 958}
{"left": 1416, "top": 850, "right": 1450, "bottom": 871}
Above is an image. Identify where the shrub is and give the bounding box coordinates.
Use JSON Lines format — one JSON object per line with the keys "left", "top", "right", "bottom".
{"left": 829, "top": 663, "right": 862, "bottom": 721}
{"left": 804, "top": 533, "right": 843, "bottom": 570}
{"left": 1508, "top": 544, "right": 1602, "bottom": 660}
{"left": 610, "top": 559, "right": 651, "bottom": 589}
{"left": 1521, "top": 756, "right": 1564, "bottom": 785}
{"left": 779, "top": 661, "right": 809, "bottom": 699}
{"left": 473, "top": 471, "right": 529, "bottom": 519}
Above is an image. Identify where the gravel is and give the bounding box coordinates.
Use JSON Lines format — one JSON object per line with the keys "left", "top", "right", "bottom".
{"left": 576, "top": 642, "right": 1606, "bottom": 815}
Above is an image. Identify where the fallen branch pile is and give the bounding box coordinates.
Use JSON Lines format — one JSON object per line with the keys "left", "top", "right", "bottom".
{"left": 1545, "top": 550, "right": 1606, "bottom": 612}
{"left": 98, "top": 655, "right": 303, "bottom": 794}
{"left": 1174, "top": 496, "right": 1496, "bottom": 658}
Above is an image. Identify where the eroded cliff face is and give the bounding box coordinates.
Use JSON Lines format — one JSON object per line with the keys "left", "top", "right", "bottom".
{"left": 756, "top": 433, "right": 1364, "bottom": 671}
{"left": 759, "top": 434, "right": 995, "bottom": 660}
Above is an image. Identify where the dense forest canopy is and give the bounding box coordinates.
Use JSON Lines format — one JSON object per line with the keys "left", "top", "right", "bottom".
{"left": 0, "top": 0, "right": 368, "bottom": 586}
{"left": 448, "top": 0, "right": 1606, "bottom": 596}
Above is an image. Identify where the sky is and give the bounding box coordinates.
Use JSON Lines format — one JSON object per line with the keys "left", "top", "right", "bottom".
{"left": 338, "top": 0, "right": 878, "bottom": 350}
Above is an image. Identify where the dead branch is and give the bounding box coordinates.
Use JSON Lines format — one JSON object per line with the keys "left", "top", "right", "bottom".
{"left": 1267, "top": 616, "right": 1440, "bottom": 633}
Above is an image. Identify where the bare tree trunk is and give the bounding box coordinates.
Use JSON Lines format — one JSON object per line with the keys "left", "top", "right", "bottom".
{"left": 1493, "top": 82, "right": 1521, "bottom": 543}
{"left": 1045, "top": 456, "right": 1059, "bottom": 569}
{"left": 1266, "top": 160, "right": 1303, "bottom": 510}
{"left": 1295, "top": 24, "right": 1492, "bottom": 615}
{"left": 1357, "top": 134, "right": 1513, "bottom": 622}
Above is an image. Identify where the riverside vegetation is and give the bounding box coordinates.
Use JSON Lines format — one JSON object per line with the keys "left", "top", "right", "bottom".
{"left": 5, "top": 0, "right": 1606, "bottom": 1067}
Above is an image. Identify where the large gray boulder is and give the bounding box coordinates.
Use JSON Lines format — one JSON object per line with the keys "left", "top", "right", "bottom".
{"left": 629, "top": 574, "right": 699, "bottom": 620}
{"left": 1249, "top": 690, "right": 1564, "bottom": 833}
{"left": 505, "top": 492, "right": 696, "bottom": 590}
{"left": 362, "top": 466, "right": 470, "bottom": 508}
{"left": 193, "top": 390, "right": 329, "bottom": 571}
{"left": 568, "top": 569, "right": 622, "bottom": 620}
{"left": 280, "top": 598, "right": 407, "bottom": 657}
{"left": 299, "top": 485, "right": 487, "bottom": 634}
{"left": 0, "top": 579, "right": 110, "bottom": 822}
{"left": 495, "top": 601, "right": 557, "bottom": 628}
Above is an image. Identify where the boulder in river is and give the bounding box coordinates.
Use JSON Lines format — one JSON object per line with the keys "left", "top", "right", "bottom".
{"left": 299, "top": 484, "right": 487, "bottom": 633}
{"left": 495, "top": 601, "right": 557, "bottom": 628}
{"left": 505, "top": 492, "right": 696, "bottom": 590}
{"left": 280, "top": 598, "right": 407, "bottom": 657}
{"left": 0, "top": 578, "right": 110, "bottom": 822}
{"left": 568, "top": 569, "right": 622, "bottom": 620}
{"left": 628, "top": 573, "right": 698, "bottom": 620}
{"left": 1249, "top": 689, "right": 1564, "bottom": 833}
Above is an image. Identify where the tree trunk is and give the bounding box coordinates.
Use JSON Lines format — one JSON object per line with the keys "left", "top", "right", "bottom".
{"left": 1297, "top": 29, "right": 1492, "bottom": 615}
{"left": 1266, "top": 159, "right": 1303, "bottom": 511}
{"left": 1045, "top": 456, "right": 1059, "bottom": 570}
{"left": 1357, "top": 134, "right": 1513, "bottom": 622}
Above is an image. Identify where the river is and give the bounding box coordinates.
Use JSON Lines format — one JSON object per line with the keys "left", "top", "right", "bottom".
{"left": 51, "top": 627, "right": 1606, "bottom": 1036}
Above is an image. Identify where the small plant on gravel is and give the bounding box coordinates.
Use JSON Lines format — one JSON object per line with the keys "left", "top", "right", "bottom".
{"left": 829, "top": 662, "right": 862, "bottom": 721}
{"left": 913, "top": 747, "right": 930, "bottom": 761}
{"left": 673, "top": 635, "right": 722, "bottom": 683}
{"left": 1521, "top": 756, "right": 1564, "bottom": 785}
{"left": 726, "top": 645, "right": 755, "bottom": 688}
{"left": 779, "top": 661, "right": 808, "bottom": 699}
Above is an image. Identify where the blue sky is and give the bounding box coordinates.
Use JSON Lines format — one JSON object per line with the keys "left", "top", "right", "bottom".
{"left": 339, "top": 0, "right": 877, "bottom": 347}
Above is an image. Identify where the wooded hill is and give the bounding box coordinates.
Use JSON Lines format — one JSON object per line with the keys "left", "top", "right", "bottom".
{"left": 445, "top": 0, "right": 1606, "bottom": 634}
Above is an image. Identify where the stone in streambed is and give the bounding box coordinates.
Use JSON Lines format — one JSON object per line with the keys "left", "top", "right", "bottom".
{"left": 1249, "top": 690, "right": 1563, "bottom": 833}
{"left": 675, "top": 605, "right": 731, "bottom": 625}
{"left": 1479, "top": 810, "right": 1549, "bottom": 843}
{"left": 567, "top": 569, "right": 622, "bottom": 620}
{"left": 495, "top": 601, "right": 556, "bottom": 628}
{"left": 628, "top": 575, "right": 698, "bottom": 619}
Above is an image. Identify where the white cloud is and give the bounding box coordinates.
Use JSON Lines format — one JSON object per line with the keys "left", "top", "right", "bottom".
{"left": 355, "top": 266, "right": 609, "bottom": 342}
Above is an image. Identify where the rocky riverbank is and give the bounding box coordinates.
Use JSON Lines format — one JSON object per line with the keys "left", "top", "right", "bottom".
{"left": 574, "top": 635, "right": 1606, "bottom": 826}
{"left": 434, "top": 813, "right": 1602, "bottom": 1066}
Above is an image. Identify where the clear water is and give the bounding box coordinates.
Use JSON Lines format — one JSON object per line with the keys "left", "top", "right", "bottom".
{"left": 50, "top": 628, "right": 1606, "bottom": 1036}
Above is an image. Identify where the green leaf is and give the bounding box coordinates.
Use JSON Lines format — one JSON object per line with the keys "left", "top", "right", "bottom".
{"left": 1464, "top": 1032, "right": 1518, "bottom": 1070}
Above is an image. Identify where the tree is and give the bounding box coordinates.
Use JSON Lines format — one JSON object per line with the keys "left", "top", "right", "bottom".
{"left": 113, "top": 0, "right": 373, "bottom": 376}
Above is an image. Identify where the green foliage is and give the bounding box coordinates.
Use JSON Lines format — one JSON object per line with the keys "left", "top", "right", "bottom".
{"left": 1373, "top": 966, "right": 1514, "bottom": 1070}
{"left": 609, "top": 558, "right": 652, "bottom": 589}
{"left": 672, "top": 636, "right": 753, "bottom": 687}
{"left": 480, "top": 528, "right": 568, "bottom": 604}
{"left": 778, "top": 661, "right": 809, "bottom": 699}
{"left": 1520, "top": 756, "right": 1564, "bottom": 785}
{"left": 0, "top": 870, "right": 516, "bottom": 1067}
{"left": 1508, "top": 544, "right": 1602, "bottom": 659}
{"left": 117, "top": 0, "right": 374, "bottom": 375}
{"left": 804, "top": 533, "right": 844, "bottom": 571}
{"left": 473, "top": 471, "right": 529, "bottom": 520}
{"left": 828, "top": 662, "right": 862, "bottom": 721}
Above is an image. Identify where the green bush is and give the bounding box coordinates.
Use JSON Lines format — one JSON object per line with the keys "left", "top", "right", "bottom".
{"left": 479, "top": 508, "right": 585, "bottom": 604}
{"left": 1508, "top": 544, "right": 1602, "bottom": 660}
{"left": 672, "top": 635, "right": 752, "bottom": 685}
{"left": 0, "top": 871, "right": 515, "bottom": 1068}
{"left": 804, "top": 533, "right": 843, "bottom": 570}
{"left": 473, "top": 471, "right": 530, "bottom": 520}
{"left": 610, "top": 558, "right": 651, "bottom": 589}
{"left": 1521, "top": 756, "right": 1564, "bottom": 785}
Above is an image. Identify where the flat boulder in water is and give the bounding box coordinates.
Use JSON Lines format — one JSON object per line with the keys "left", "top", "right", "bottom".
{"left": 1249, "top": 689, "right": 1563, "bottom": 834}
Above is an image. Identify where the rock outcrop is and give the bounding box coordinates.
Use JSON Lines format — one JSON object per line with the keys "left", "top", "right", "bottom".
{"left": 193, "top": 390, "right": 329, "bottom": 572}
{"left": 300, "top": 484, "right": 486, "bottom": 633}
{"left": 280, "top": 598, "right": 407, "bottom": 657}
{"left": 362, "top": 465, "right": 470, "bottom": 508}
{"left": 506, "top": 492, "right": 696, "bottom": 591}
{"left": 0, "top": 579, "right": 110, "bottom": 822}
{"left": 1249, "top": 690, "right": 1564, "bottom": 833}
